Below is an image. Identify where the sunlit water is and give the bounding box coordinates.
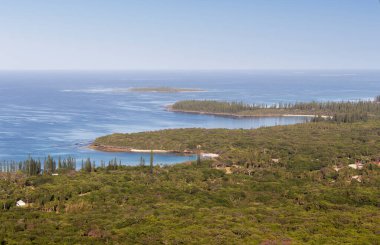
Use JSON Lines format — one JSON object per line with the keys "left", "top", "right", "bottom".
{"left": 0, "top": 70, "right": 379, "bottom": 165}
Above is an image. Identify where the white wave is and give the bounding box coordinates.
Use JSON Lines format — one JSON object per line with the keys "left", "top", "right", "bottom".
{"left": 61, "top": 87, "right": 207, "bottom": 94}
{"left": 61, "top": 88, "right": 132, "bottom": 94}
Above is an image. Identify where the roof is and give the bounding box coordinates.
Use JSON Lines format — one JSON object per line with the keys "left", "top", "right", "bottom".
{"left": 348, "top": 163, "right": 364, "bottom": 170}
{"left": 16, "top": 200, "right": 26, "bottom": 206}
{"left": 201, "top": 153, "right": 219, "bottom": 158}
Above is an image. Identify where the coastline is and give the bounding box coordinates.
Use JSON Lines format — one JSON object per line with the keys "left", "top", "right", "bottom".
{"left": 89, "top": 144, "right": 181, "bottom": 153}
{"left": 88, "top": 144, "right": 219, "bottom": 158}
{"left": 166, "top": 105, "right": 326, "bottom": 118}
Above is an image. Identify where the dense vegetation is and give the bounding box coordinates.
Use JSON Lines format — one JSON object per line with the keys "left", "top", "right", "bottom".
{"left": 2, "top": 120, "right": 380, "bottom": 243}
{"left": 171, "top": 98, "right": 380, "bottom": 122}
{"left": 1, "top": 160, "right": 379, "bottom": 243}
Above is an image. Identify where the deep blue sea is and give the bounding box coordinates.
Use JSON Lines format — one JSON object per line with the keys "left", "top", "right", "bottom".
{"left": 0, "top": 70, "right": 379, "bottom": 165}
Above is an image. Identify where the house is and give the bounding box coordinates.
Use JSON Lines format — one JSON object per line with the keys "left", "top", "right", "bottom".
{"left": 16, "top": 200, "right": 26, "bottom": 207}
{"left": 348, "top": 161, "right": 364, "bottom": 170}
{"left": 201, "top": 153, "right": 219, "bottom": 159}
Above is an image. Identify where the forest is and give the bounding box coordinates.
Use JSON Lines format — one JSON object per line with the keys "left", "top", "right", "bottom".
{"left": 1, "top": 120, "right": 379, "bottom": 244}
{"left": 170, "top": 97, "right": 380, "bottom": 122}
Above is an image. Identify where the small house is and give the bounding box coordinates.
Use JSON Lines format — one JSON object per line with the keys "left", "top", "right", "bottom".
{"left": 348, "top": 162, "right": 364, "bottom": 170}
{"left": 16, "top": 200, "right": 26, "bottom": 207}
{"left": 201, "top": 153, "right": 219, "bottom": 159}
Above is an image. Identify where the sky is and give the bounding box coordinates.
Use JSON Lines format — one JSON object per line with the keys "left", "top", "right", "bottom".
{"left": 0, "top": 0, "right": 379, "bottom": 70}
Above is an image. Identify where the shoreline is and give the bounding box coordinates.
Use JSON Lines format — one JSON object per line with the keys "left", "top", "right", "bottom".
{"left": 88, "top": 144, "right": 182, "bottom": 153}
{"left": 166, "top": 105, "right": 329, "bottom": 118}
{"left": 88, "top": 144, "right": 219, "bottom": 158}
{"left": 89, "top": 144, "right": 196, "bottom": 154}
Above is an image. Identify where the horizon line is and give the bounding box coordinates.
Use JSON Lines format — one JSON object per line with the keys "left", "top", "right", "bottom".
{"left": 0, "top": 68, "right": 380, "bottom": 72}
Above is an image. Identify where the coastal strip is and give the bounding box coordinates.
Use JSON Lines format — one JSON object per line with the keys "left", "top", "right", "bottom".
{"left": 166, "top": 98, "right": 379, "bottom": 119}
{"left": 166, "top": 105, "right": 318, "bottom": 118}
{"left": 89, "top": 144, "right": 219, "bottom": 158}
{"left": 89, "top": 144, "right": 178, "bottom": 153}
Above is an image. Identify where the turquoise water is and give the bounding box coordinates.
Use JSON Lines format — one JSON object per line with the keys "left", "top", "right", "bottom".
{"left": 0, "top": 70, "right": 379, "bottom": 165}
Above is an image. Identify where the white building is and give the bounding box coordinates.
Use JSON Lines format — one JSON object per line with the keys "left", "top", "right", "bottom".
{"left": 348, "top": 162, "right": 364, "bottom": 170}
{"left": 16, "top": 200, "right": 26, "bottom": 207}
{"left": 201, "top": 153, "right": 219, "bottom": 159}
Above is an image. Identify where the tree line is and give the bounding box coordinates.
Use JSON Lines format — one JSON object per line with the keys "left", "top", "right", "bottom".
{"left": 0, "top": 156, "right": 76, "bottom": 176}
{"left": 0, "top": 154, "right": 158, "bottom": 175}
{"left": 172, "top": 96, "right": 380, "bottom": 123}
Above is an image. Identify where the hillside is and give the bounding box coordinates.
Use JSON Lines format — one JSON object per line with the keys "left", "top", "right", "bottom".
{"left": 1, "top": 121, "right": 380, "bottom": 244}
{"left": 93, "top": 121, "right": 380, "bottom": 171}
{"left": 1, "top": 160, "right": 379, "bottom": 244}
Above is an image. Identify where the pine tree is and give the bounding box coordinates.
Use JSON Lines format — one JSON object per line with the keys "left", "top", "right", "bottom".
{"left": 85, "top": 158, "right": 92, "bottom": 172}
{"left": 140, "top": 156, "right": 145, "bottom": 166}
{"left": 196, "top": 145, "right": 201, "bottom": 165}
{"left": 150, "top": 150, "right": 154, "bottom": 174}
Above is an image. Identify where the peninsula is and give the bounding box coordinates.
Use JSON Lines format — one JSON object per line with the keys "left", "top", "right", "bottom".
{"left": 168, "top": 99, "right": 380, "bottom": 122}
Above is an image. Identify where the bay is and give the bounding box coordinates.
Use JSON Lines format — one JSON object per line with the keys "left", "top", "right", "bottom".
{"left": 0, "top": 70, "right": 379, "bottom": 165}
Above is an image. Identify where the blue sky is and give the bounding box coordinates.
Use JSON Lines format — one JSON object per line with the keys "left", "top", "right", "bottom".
{"left": 0, "top": 0, "right": 379, "bottom": 70}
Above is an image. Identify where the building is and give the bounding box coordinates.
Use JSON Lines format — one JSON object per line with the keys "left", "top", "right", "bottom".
{"left": 348, "top": 161, "right": 364, "bottom": 170}
{"left": 201, "top": 153, "right": 219, "bottom": 159}
{"left": 16, "top": 200, "right": 26, "bottom": 207}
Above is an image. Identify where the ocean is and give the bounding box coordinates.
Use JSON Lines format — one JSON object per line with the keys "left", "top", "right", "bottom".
{"left": 0, "top": 70, "right": 379, "bottom": 165}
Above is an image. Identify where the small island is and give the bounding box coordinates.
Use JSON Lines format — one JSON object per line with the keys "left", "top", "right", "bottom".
{"left": 129, "top": 87, "right": 205, "bottom": 93}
